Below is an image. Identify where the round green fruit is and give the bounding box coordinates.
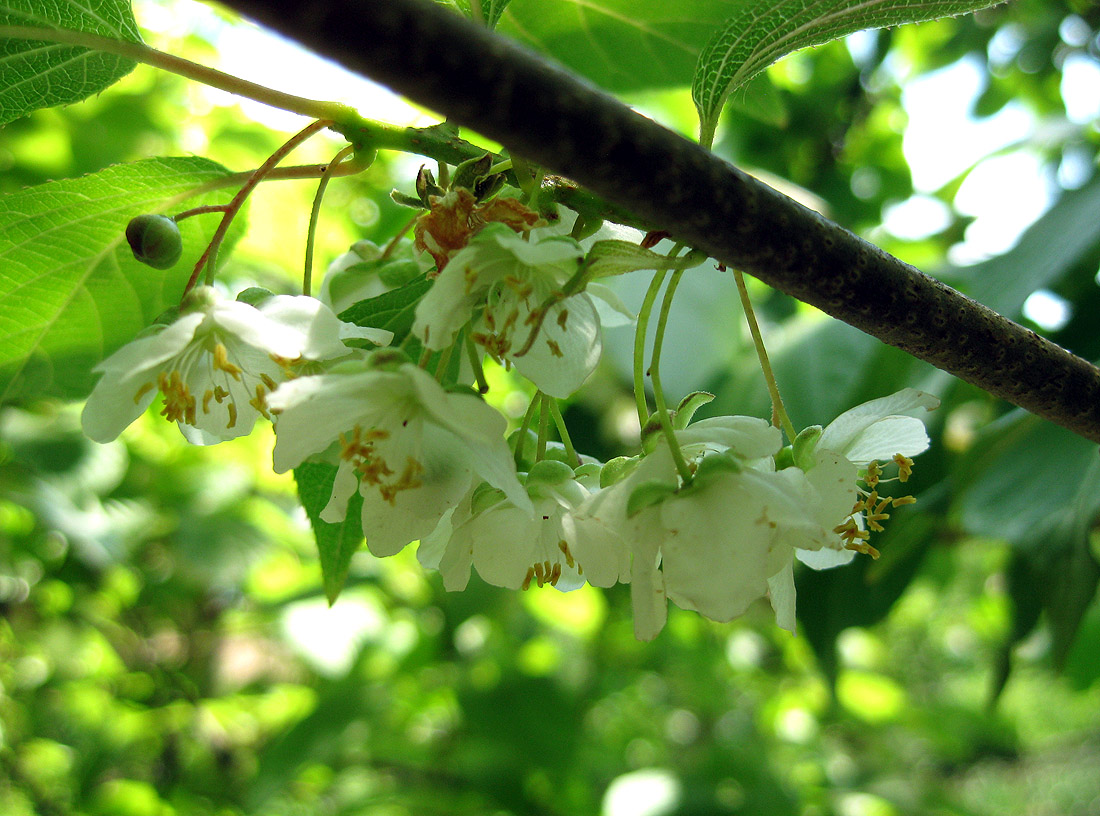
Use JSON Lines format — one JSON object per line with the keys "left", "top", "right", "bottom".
{"left": 126, "top": 214, "right": 183, "bottom": 270}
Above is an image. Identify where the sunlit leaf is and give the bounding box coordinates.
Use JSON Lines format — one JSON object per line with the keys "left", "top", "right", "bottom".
{"left": 0, "top": 0, "right": 141, "bottom": 125}
{"left": 692, "top": 0, "right": 1004, "bottom": 145}
{"left": 294, "top": 461, "right": 364, "bottom": 605}
{"left": 0, "top": 156, "right": 242, "bottom": 403}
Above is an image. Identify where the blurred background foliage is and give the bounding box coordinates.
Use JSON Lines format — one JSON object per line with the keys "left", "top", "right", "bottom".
{"left": 2, "top": 0, "right": 1100, "bottom": 813}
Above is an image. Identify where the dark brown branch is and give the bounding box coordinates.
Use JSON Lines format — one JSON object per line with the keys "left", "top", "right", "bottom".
{"left": 215, "top": 0, "right": 1100, "bottom": 443}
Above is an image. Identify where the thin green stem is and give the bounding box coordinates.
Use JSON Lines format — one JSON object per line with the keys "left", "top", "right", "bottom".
{"left": 633, "top": 269, "right": 668, "bottom": 429}
{"left": 0, "top": 25, "right": 350, "bottom": 122}
{"left": 733, "top": 269, "right": 797, "bottom": 441}
{"left": 304, "top": 144, "right": 355, "bottom": 296}
{"left": 185, "top": 119, "right": 331, "bottom": 297}
{"left": 548, "top": 400, "right": 580, "bottom": 467}
{"left": 172, "top": 204, "right": 229, "bottom": 222}
{"left": 537, "top": 393, "right": 551, "bottom": 460}
{"left": 515, "top": 392, "right": 540, "bottom": 468}
{"left": 651, "top": 268, "right": 693, "bottom": 484}
{"left": 434, "top": 342, "right": 455, "bottom": 384}
{"left": 464, "top": 335, "right": 489, "bottom": 394}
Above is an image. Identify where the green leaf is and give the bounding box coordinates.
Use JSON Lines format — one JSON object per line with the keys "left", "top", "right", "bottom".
{"left": 294, "top": 462, "right": 364, "bottom": 605}
{"left": 584, "top": 240, "right": 704, "bottom": 279}
{"left": 498, "top": 1, "right": 744, "bottom": 93}
{"left": 691, "top": 0, "right": 1003, "bottom": 146}
{"left": 338, "top": 274, "right": 433, "bottom": 342}
{"left": 0, "top": 1, "right": 142, "bottom": 126}
{"left": 0, "top": 156, "right": 242, "bottom": 403}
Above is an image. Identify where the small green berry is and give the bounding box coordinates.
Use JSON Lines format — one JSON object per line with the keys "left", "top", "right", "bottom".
{"left": 126, "top": 214, "right": 183, "bottom": 270}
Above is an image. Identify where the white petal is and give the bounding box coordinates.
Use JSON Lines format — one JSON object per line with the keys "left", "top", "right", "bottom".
{"left": 412, "top": 255, "right": 486, "bottom": 350}
{"left": 768, "top": 560, "right": 797, "bottom": 633}
{"left": 509, "top": 294, "right": 601, "bottom": 399}
{"left": 796, "top": 547, "right": 856, "bottom": 569}
{"left": 587, "top": 282, "right": 635, "bottom": 326}
{"left": 820, "top": 388, "right": 938, "bottom": 462}
{"left": 211, "top": 299, "right": 304, "bottom": 360}
{"left": 676, "top": 416, "right": 782, "bottom": 459}
{"left": 835, "top": 416, "right": 930, "bottom": 463}
{"left": 320, "top": 459, "right": 360, "bottom": 523}
{"left": 627, "top": 523, "right": 667, "bottom": 641}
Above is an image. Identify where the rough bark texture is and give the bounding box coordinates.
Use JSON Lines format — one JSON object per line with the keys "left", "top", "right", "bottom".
{"left": 218, "top": 0, "right": 1100, "bottom": 443}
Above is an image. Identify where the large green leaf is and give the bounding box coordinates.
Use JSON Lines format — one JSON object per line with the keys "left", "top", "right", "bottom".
{"left": 498, "top": 0, "right": 743, "bottom": 93}
{"left": 691, "top": 0, "right": 1003, "bottom": 145}
{"left": 0, "top": 156, "right": 241, "bottom": 403}
{"left": 0, "top": 0, "right": 141, "bottom": 126}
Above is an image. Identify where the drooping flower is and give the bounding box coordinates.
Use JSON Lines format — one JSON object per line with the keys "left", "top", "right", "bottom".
{"left": 766, "top": 388, "right": 939, "bottom": 631}
{"left": 81, "top": 287, "right": 390, "bottom": 445}
{"left": 427, "top": 460, "right": 627, "bottom": 593}
{"left": 266, "top": 353, "right": 531, "bottom": 558}
{"left": 578, "top": 415, "right": 836, "bottom": 640}
{"left": 412, "top": 223, "right": 606, "bottom": 398}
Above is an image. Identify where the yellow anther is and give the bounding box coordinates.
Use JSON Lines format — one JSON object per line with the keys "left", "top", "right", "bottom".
{"left": 844, "top": 540, "right": 880, "bottom": 559}
{"left": 549, "top": 562, "right": 562, "bottom": 586}
{"left": 522, "top": 567, "right": 535, "bottom": 591}
{"left": 893, "top": 454, "right": 914, "bottom": 482}
{"left": 865, "top": 461, "right": 882, "bottom": 488}
{"left": 226, "top": 402, "right": 237, "bottom": 429}
{"left": 558, "top": 540, "right": 575, "bottom": 569}
{"left": 203, "top": 389, "right": 214, "bottom": 413}
{"left": 249, "top": 383, "right": 270, "bottom": 418}
{"left": 892, "top": 495, "right": 917, "bottom": 507}
{"left": 261, "top": 373, "right": 279, "bottom": 391}
{"left": 557, "top": 309, "right": 569, "bottom": 330}
{"left": 133, "top": 381, "right": 156, "bottom": 404}
{"left": 546, "top": 339, "right": 563, "bottom": 358}
{"left": 213, "top": 385, "right": 229, "bottom": 403}
{"left": 213, "top": 343, "right": 242, "bottom": 380}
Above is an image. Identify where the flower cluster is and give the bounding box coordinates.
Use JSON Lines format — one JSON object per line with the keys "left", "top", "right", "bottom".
{"left": 81, "top": 171, "right": 938, "bottom": 640}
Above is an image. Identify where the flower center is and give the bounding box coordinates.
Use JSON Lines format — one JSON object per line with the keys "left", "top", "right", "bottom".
{"left": 519, "top": 539, "right": 581, "bottom": 590}
{"left": 339, "top": 425, "right": 425, "bottom": 505}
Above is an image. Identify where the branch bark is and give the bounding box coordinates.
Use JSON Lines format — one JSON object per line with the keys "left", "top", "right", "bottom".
{"left": 215, "top": 0, "right": 1100, "bottom": 444}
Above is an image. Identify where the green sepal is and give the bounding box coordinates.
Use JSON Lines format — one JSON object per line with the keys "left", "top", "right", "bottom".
{"left": 626, "top": 480, "right": 677, "bottom": 518}
{"left": 574, "top": 462, "right": 603, "bottom": 483}
{"left": 601, "top": 455, "right": 639, "bottom": 488}
{"left": 235, "top": 287, "right": 276, "bottom": 307}
{"left": 693, "top": 450, "right": 742, "bottom": 483}
{"left": 640, "top": 410, "right": 675, "bottom": 455}
{"left": 470, "top": 482, "right": 508, "bottom": 515}
{"left": 508, "top": 427, "right": 540, "bottom": 469}
{"left": 451, "top": 152, "right": 494, "bottom": 193}
{"left": 775, "top": 445, "right": 795, "bottom": 470}
{"left": 793, "top": 425, "right": 823, "bottom": 471}
{"left": 673, "top": 391, "right": 715, "bottom": 429}
{"left": 391, "top": 189, "right": 427, "bottom": 209}
{"left": 527, "top": 459, "right": 575, "bottom": 486}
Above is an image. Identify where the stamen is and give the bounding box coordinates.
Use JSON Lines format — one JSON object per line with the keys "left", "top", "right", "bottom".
{"left": 893, "top": 454, "right": 914, "bottom": 482}
{"left": 546, "top": 339, "right": 563, "bottom": 358}
{"left": 556, "top": 309, "right": 569, "bottom": 330}
{"left": 558, "top": 540, "right": 575, "bottom": 568}
{"left": 522, "top": 567, "right": 534, "bottom": 591}
{"left": 226, "top": 402, "right": 237, "bottom": 429}
{"left": 213, "top": 343, "right": 242, "bottom": 380}
{"left": 133, "top": 381, "right": 155, "bottom": 404}
{"left": 865, "top": 461, "right": 882, "bottom": 488}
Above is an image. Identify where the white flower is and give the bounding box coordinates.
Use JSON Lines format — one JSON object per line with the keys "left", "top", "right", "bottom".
{"left": 579, "top": 415, "right": 834, "bottom": 640}
{"left": 81, "top": 288, "right": 389, "bottom": 445}
{"left": 429, "top": 461, "right": 627, "bottom": 593}
{"left": 266, "top": 355, "right": 531, "bottom": 558}
{"left": 767, "top": 388, "right": 939, "bottom": 632}
{"left": 412, "top": 223, "right": 605, "bottom": 398}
